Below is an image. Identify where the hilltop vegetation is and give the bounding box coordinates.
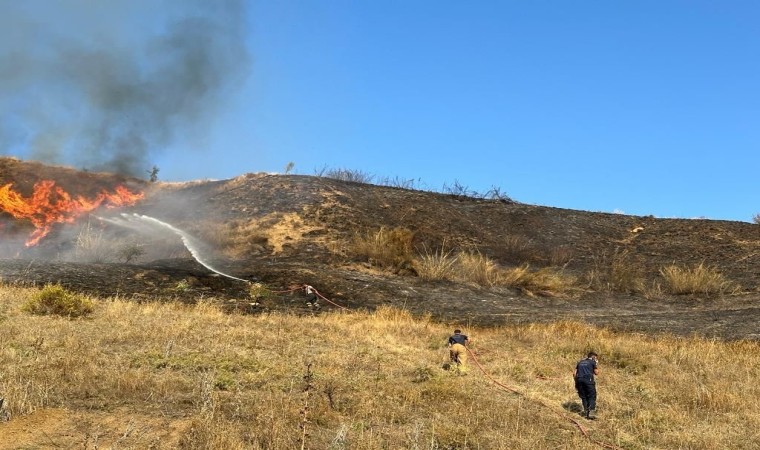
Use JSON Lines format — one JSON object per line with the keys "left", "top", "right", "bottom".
{"left": 1, "top": 285, "right": 759, "bottom": 449}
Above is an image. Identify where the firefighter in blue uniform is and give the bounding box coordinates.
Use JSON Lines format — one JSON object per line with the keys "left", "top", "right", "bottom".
{"left": 574, "top": 351, "right": 600, "bottom": 419}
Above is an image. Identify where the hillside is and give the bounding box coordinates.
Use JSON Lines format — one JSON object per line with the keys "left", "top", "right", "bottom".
{"left": 2, "top": 158, "right": 760, "bottom": 449}
{"left": 1, "top": 157, "right": 759, "bottom": 339}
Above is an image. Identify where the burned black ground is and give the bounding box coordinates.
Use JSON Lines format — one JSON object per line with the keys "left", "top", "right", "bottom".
{"left": 2, "top": 158, "right": 759, "bottom": 340}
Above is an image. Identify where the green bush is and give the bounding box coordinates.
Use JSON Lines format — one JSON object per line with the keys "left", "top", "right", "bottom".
{"left": 22, "top": 284, "right": 94, "bottom": 318}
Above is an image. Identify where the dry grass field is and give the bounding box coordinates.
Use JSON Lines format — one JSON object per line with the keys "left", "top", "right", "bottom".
{"left": 2, "top": 284, "right": 760, "bottom": 449}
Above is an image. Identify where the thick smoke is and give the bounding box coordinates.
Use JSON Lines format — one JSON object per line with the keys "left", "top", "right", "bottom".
{"left": 0, "top": 0, "right": 250, "bottom": 176}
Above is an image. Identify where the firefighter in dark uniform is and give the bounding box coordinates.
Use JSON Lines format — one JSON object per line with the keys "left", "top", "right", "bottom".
{"left": 574, "top": 351, "right": 600, "bottom": 419}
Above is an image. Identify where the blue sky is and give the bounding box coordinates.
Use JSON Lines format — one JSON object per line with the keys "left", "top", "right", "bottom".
{"left": 3, "top": 1, "right": 759, "bottom": 222}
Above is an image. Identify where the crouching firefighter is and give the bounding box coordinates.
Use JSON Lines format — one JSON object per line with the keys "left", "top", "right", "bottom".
{"left": 304, "top": 285, "right": 319, "bottom": 308}
{"left": 574, "top": 351, "right": 600, "bottom": 419}
{"left": 448, "top": 329, "right": 469, "bottom": 371}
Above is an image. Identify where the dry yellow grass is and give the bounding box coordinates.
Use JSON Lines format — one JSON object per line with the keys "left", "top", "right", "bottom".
{"left": 1, "top": 284, "right": 759, "bottom": 449}
{"left": 496, "top": 265, "right": 578, "bottom": 297}
{"left": 660, "top": 263, "right": 739, "bottom": 296}
{"left": 585, "top": 249, "right": 647, "bottom": 294}
{"left": 350, "top": 226, "right": 415, "bottom": 271}
{"left": 414, "top": 245, "right": 459, "bottom": 281}
{"left": 416, "top": 248, "right": 576, "bottom": 297}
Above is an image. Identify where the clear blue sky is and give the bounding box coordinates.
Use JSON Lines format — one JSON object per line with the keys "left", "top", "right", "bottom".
{"left": 3, "top": 1, "right": 759, "bottom": 222}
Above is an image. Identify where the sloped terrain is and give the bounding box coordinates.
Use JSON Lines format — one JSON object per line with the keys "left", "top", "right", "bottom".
{"left": 1, "top": 158, "right": 759, "bottom": 339}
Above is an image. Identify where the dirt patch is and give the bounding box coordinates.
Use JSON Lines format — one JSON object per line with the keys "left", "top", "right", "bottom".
{"left": 0, "top": 407, "right": 188, "bottom": 449}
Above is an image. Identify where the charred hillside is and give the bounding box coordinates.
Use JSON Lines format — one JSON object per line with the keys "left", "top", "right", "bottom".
{"left": 1, "top": 158, "right": 759, "bottom": 339}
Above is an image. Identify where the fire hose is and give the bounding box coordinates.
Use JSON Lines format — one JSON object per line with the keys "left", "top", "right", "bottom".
{"left": 269, "top": 284, "right": 348, "bottom": 310}
{"left": 268, "top": 283, "right": 619, "bottom": 448}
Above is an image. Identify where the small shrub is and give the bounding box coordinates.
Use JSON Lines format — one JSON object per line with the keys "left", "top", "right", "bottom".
{"left": 441, "top": 179, "right": 476, "bottom": 197}
{"left": 483, "top": 185, "right": 513, "bottom": 202}
{"left": 146, "top": 165, "right": 160, "bottom": 182}
{"left": 376, "top": 175, "right": 420, "bottom": 190}
{"left": 660, "top": 263, "right": 737, "bottom": 296}
{"left": 117, "top": 242, "right": 145, "bottom": 263}
{"left": 411, "top": 365, "right": 439, "bottom": 383}
{"left": 753, "top": 213, "right": 760, "bottom": 224}
{"left": 322, "top": 167, "right": 375, "bottom": 184}
{"left": 22, "top": 284, "right": 94, "bottom": 318}
{"left": 248, "top": 282, "right": 272, "bottom": 301}
{"left": 174, "top": 280, "right": 191, "bottom": 293}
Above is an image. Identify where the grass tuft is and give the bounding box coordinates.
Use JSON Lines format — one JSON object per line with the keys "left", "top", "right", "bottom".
{"left": 497, "top": 265, "right": 578, "bottom": 297}
{"left": 414, "top": 245, "right": 458, "bottom": 280}
{"left": 660, "top": 263, "right": 738, "bottom": 295}
{"left": 350, "top": 227, "right": 415, "bottom": 271}
{"left": 451, "top": 250, "right": 499, "bottom": 285}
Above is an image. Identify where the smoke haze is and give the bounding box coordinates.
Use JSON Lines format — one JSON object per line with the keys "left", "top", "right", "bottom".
{"left": 0, "top": 0, "right": 250, "bottom": 177}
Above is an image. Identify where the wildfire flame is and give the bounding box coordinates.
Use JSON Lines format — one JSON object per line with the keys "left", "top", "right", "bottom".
{"left": 0, "top": 180, "right": 144, "bottom": 246}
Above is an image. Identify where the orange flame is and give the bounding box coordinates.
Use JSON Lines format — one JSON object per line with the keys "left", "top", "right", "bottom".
{"left": 0, "top": 180, "right": 144, "bottom": 246}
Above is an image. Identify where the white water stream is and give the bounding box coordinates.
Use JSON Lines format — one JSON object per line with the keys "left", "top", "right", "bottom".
{"left": 98, "top": 213, "right": 249, "bottom": 283}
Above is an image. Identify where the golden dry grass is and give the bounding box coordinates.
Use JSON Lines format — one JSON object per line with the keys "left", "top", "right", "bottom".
{"left": 2, "top": 285, "right": 759, "bottom": 449}
{"left": 585, "top": 249, "right": 647, "bottom": 294}
{"left": 660, "top": 263, "right": 739, "bottom": 296}
{"left": 496, "top": 265, "right": 579, "bottom": 297}
{"left": 415, "top": 248, "right": 577, "bottom": 297}
{"left": 414, "top": 245, "right": 459, "bottom": 281}
{"left": 350, "top": 227, "right": 416, "bottom": 271}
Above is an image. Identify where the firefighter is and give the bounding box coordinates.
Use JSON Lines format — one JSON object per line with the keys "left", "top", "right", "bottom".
{"left": 304, "top": 285, "right": 319, "bottom": 308}
{"left": 448, "top": 329, "right": 469, "bottom": 371}
{"left": 574, "top": 351, "right": 600, "bottom": 419}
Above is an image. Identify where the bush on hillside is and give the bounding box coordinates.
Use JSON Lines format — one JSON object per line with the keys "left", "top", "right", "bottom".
{"left": 22, "top": 284, "right": 94, "bottom": 318}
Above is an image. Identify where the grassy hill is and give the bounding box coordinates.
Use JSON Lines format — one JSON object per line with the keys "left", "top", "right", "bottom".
{"left": 1, "top": 158, "right": 760, "bottom": 448}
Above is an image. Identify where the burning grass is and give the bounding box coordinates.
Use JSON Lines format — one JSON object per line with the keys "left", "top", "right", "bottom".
{"left": 2, "top": 285, "right": 759, "bottom": 449}
{"left": 0, "top": 179, "right": 143, "bottom": 247}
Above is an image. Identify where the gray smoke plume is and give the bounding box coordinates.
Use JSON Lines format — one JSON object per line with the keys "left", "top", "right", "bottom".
{"left": 0, "top": 0, "right": 250, "bottom": 176}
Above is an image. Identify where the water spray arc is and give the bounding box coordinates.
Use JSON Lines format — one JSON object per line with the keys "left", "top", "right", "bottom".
{"left": 99, "top": 213, "right": 249, "bottom": 283}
